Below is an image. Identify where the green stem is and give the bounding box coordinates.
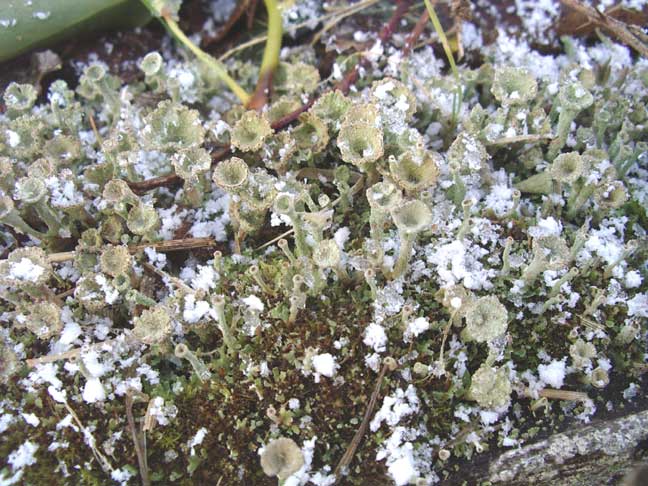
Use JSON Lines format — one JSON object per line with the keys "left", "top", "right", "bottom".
{"left": 424, "top": 0, "right": 462, "bottom": 128}
{"left": 391, "top": 233, "right": 413, "bottom": 279}
{"left": 259, "top": 0, "right": 282, "bottom": 80}
{"left": 139, "top": 0, "right": 250, "bottom": 104}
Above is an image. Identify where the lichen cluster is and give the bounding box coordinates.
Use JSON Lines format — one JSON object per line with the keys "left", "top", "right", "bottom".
{"left": 0, "top": 1, "right": 647, "bottom": 485}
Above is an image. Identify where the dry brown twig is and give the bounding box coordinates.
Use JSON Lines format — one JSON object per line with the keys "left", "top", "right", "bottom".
{"left": 333, "top": 360, "right": 393, "bottom": 481}
{"left": 559, "top": 0, "right": 648, "bottom": 58}
{"left": 126, "top": 390, "right": 151, "bottom": 486}
{"left": 45, "top": 236, "right": 218, "bottom": 264}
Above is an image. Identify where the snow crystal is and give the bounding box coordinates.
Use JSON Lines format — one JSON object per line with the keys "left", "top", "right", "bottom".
{"left": 21, "top": 413, "right": 39, "bottom": 427}
{"left": 538, "top": 360, "right": 566, "bottom": 389}
{"left": 363, "top": 323, "right": 387, "bottom": 352}
{"left": 388, "top": 451, "right": 417, "bottom": 486}
{"left": 183, "top": 294, "right": 211, "bottom": 323}
{"left": 528, "top": 217, "right": 562, "bottom": 238}
{"left": 370, "top": 385, "right": 420, "bottom": 432}
{"left": 404, "top": 317, "right": 430, "bottom": 342}
{"left": 8, "top": 258, "right": 44, "bottom": 282}
{"left": 5, "top": 129, "right": 20, "bottom": 147}
{"left": 312, "top": 353, "right": 338, "bottom": 382}
{"left": 144, "top": 247, "right": 167, "bottom": 269}
{"left": 191, "top": 265, "right": 218, "bottom": 291}
{"left": 189, "top": 427, "right": 208, "bottom": 455}
{"left": 242, "top": 295, "right": 264, "bottom": 312}
{"left": 8, "top": 440, "right": 38, "bottom": 469}
{"left": 624, "top": 271, "right": 642, "bottom": 289}
{"left": 627, "top": 293, "right": 647, "bottom": 318}
{"left": 82, "top": 377, "right": 106, "bottom": 403}
{"left": 333, "top": 226, "right": 350, "bottom": 249}
{"left": 111, "top": 468, "right": 134, "bottom": 485}
{"left": 95, "top": 274, "right": 119, "bottom": 304}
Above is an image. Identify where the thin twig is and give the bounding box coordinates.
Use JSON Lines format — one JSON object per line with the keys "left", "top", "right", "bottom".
{"left": 127, "top": 147, "right": 231, "bottom": 194}
{"left": 486, "top": 133, "right": 555, "bottom": 146}
{"left": 25, "top": 336, "right": 132, "bottom": 367}
{"left": 333, "top": 361, "right": 391, "bottom": 480}
{"left": 202, "top": 0, "right": 252, "bottom": 48}
{"left": 45, "top": 237, "right": 218, "bottom": 264}
{"left": 403, "top": 7, "right": 430, "bottom": 58}
{"left": 559, "top": 0, "right": 648, "bottom": 58}
{"left": 525, "top": 388, "right": 590, "bottom": 401}
{"left": 310, "top": 0, "right": 382, "bottom": 46}
{"left": 126, "top": 391, "right": 151, "bottom": 486}
{"left": 336, "top": 0, "right": 413, "bottom": 94}
{"left": 142, "top": 261, "right": 193, "bottom": 293}
{"left": 61, "top": 399, "right": 115, "bottom": 474}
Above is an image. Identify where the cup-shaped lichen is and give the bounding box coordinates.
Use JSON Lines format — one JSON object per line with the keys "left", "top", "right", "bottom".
{"left": 0, "top": 195, "right": 45, "bottom": 239}
{"left": 569, "top": 339, "right": 596, "bottom": 369}
{"left": 468, "top": 363, "right": 512, "bottom": 409}
{"left": 462, "top": 295, "right": 508, "bottom": 343}
{"left": 260, "top": 437, "right": 304, "bottom": 481}
{"left": 0, "top": 247, "right": 52, "bottom": 290}
{"left": 99, "top": 245, "right": 133, "bottom": 278}
{"left": 3, "top": 82, "right": 38, "bottom": 119}
{"left": 313, "top": 239, "right": 349, "bottom": 282}
{"left": 230, "top": 110, "right": 273, "bottom": 152}
{"left": 312, "top": 90, "right": 351, "bottom": 132}
{"left": 337, "top": 121, "right": 384, "bottom": 174}
{"left": 366, "top": 180, "right": 402, "bottom": 248}
{"left": 388, "top": 150, "right": 440, "bottom": 194}
{"left": 523, "top": 235, "right": 570, "bottom": 284}
{"left": 550, "top": 152, "right": 584, "bottom": 185}
{"left": 23, "top": 301, "right": 62, "bottom": 339}
{"left": 371, "top": 77, "right": 417, "bottom": 120}
{"left": 126, "top": 203, "right": 160, "bottom": 237}
{"left": 132, "top": 306, "right": 172, "bottom": 345}
{"left": 548, "top": 81, "right": 594, "bottom": 160}
{"left": 390, "top": 199, "right": 432, "bottom": 279}
{"left": 213, "top": 157, "right": 249, "bottom": 193}
{"left": 142, "top": 100, "right": 206, "bottom": 152}
{"left": 491, "top": 66, "right": 538, "bottom": 107}
{"left": 291, "top": 111, "right": 329, "bottom": 154}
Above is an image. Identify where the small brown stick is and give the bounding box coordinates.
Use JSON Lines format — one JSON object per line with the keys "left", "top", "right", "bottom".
{"left": 336, "top": 0, "right": 413, "bottom": 94}
{"left": 486, "top": 133, "right": 555, "bottom": 146}
{"left": 333, "top": 361, "right": 391, "bottom": 480}
{"left": 142, "top": 261, "right": 193, "bottom": 293}
{"left": 127, "top": 147, "right": 231, "bottom": 194}
{"left": 88, "top": 113, "right": 103, "bottom": 146}
{"left": 25, "top": 336, "right": 132, "bottom": 367}
{"left": 201, "top": 0, "right": 252, "bottom": 48}
{"left": 526, "top": 388, "right": 590, "bottom": 401}
{"left": 126, "top": 390, "right": 151, "bottom": 486}
{"left": 403, "top": 7, "right": 430, "bottom": 57}
{"left": 270, "top": 98, "right": 315, "bottom": 130}
{"left": 128, "top": 173, "right": 182, "bottom": 195}
{"left": 46, "top": 237, "right": 218, "bottom": 264}
{"left": 559, "top": 0, "right": 648, "bottom": 58}
{"left": 61, "top": 399, "right": 115, "bottom": 474}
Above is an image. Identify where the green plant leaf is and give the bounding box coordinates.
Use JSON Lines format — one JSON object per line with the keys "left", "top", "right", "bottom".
{"left": 0, "top": 0, "right": 150, "bottom": 63}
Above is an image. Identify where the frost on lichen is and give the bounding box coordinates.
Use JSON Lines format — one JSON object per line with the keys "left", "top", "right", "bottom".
{"left": 0, "top": 6, "right": 647, "bottom": 486}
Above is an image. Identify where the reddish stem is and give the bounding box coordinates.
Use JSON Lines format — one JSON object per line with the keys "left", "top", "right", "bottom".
{"left": 336, "top": 0, "right": 413, "bottom": 94}
{"left": 131, "top": 0, "right": 412, "bottom": 194}
{"left": 403, "top": 8, "right": 430, "bottom": 58}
